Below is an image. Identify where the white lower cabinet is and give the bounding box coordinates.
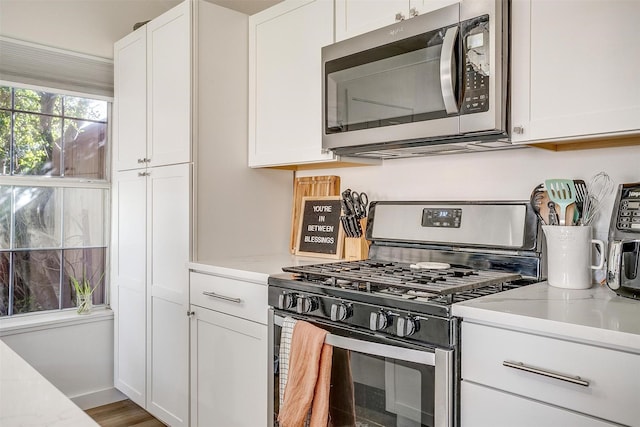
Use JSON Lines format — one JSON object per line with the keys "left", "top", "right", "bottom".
{"left": 189, "top": 272, "right": 268, "bottom": 427}
{"left": 112, "top": 163, "right": 191, "bottom": 427}
{"left": 461, "top": 381, "right": 618, "bottom": 427}
{"left": 460, "top": 321, "right": 640, "bottom": 426}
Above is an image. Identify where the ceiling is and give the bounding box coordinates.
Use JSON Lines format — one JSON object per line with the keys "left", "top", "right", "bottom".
{"left": 208, "top": 0, "right": 282, "bottom": 15}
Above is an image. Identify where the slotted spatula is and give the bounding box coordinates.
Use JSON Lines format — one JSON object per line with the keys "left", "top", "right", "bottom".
{"left": 573, "top": 179, "right": 587, "bottom": 224}
{"left": 545, "top": 179, "right": 576, "bottom": 226}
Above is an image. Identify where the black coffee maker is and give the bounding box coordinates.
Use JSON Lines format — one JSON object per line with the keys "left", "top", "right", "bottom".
{"left": 608, "top": 182, "right": 640, "bottom": 299}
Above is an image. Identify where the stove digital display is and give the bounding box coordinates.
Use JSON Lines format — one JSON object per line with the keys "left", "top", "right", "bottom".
{"left": 422, "top": 208, "right": 462, "bottom": 228}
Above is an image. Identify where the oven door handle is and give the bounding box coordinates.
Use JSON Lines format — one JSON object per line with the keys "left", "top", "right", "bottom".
{"left": 274, "top": 314, "right": 435, "bottom": 365}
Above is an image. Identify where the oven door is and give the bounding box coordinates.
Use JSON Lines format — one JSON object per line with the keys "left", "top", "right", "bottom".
{"left": 269, "top": 310, "right": 454, "bottom": 427}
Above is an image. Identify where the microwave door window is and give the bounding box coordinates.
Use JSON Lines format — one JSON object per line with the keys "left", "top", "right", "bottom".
{"left": 326, "top": 30, "right": 456, "bottom": 134}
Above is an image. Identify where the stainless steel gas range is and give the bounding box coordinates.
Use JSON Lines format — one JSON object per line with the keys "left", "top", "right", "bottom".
{"left": 268, "top": 201, "right": 544, "bottom": 427}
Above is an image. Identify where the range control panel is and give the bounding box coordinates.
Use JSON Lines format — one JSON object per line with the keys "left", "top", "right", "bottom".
{"left": 616, "top": 184, "right": 640, "bottom": 232}
{"left": 422, "top": 208, "right": 462, "bottom": 228}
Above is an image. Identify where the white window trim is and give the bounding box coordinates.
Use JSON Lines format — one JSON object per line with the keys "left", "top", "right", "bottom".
{"left": 0, "top": 306, "right": 113, "bottom": 337}
{"left": 1, "top": 84, "right": 113, "bottom": 318}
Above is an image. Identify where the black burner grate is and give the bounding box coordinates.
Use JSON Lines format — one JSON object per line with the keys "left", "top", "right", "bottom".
{"left": 282, "top": 260, "right": 521, "bottom": 296}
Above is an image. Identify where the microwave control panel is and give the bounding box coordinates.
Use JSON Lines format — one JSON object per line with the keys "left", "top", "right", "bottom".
{"left": 617, "top": 184, "right": 640, "bottom": 232}
{"left": 461, "top": 15, "right": 490, "bottom": 115}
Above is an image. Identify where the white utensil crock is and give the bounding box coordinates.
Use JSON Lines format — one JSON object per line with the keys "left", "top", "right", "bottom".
{"left": 542, "top": 225, "right": 605, "bottom": 289}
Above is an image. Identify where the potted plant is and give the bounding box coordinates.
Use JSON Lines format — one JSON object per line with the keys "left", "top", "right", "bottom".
{"left": 70, "top": 271, "right": 103, "bottom": 315}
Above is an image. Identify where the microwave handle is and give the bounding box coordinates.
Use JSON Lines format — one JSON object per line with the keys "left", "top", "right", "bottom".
{"left": 607, "top": 240, "right": 622, "bottom": 290}
{"left": 440, "top": 26, "right": 459, "bottom": 115}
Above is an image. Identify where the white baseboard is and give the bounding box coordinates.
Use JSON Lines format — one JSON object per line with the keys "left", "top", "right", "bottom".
{"left": 71, "top": 387, "right": 127, "bottom": 410}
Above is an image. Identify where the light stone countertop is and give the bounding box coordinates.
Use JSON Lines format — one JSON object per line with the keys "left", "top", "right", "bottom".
{"left": 0, "top": 339, "right": 99, "bottom": 427}
{"left": 187, "top": 253, "right": 338, "bottom": 284}
{"left": 452, "top": 282, "right": 640, "bottom": 353}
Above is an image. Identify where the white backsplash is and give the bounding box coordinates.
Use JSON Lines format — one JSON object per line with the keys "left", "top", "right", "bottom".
{"left": 297, "top": 144, "right": 640, "bottom": 242}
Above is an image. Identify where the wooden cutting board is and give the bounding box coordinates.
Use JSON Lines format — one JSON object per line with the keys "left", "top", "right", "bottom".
{"left": 290, "top": 175, "right": 341, "bottom": 254}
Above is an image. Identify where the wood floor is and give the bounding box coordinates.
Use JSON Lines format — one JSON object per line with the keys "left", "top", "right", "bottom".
{"left": 86, "top": 399, "right": 166, "bottom": 427}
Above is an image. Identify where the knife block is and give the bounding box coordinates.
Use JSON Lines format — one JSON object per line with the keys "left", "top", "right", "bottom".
{"left": 344, "top": 218, "right": 369, "bottom": 261}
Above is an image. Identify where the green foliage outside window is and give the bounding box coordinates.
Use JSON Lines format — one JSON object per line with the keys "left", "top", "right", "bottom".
{"left": 0, "top": 85, "right": 108, "bottom": 317}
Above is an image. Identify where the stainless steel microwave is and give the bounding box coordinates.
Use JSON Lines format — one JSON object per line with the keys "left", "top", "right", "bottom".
{"left": 322, "top": 0, "right": 511, "bottom": 159}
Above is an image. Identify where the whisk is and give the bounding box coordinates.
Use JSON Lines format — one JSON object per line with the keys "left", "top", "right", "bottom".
{"left": 581, "top": 171, "right": 614, "bottom": 225}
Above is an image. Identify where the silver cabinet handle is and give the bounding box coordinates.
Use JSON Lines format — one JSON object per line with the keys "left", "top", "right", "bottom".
{"left": 395, "top": 12, "right": 405, "bottom": 21}
{"left": 409, "top": 7, "right": 419, "bottom": 17}
{"left": 503, "top": 361, "right": 590, "bottom": 387}
{"left": 513, "top": 126, "right": 525, "bottom": 135}
{"left": 202, "top": 291, "right": 242, "bottom": 304}
{"left": 138, "top": 171, "right": 149, "bottom": 177}
{"left": 439, "top": 26, "right": 459, "bottom": 115}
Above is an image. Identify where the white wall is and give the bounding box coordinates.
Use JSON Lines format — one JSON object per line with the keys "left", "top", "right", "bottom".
{"left": 298, "top": 144, "right": 640, "bottom": 242}
{"left": 0, "top": 0, "right": 180, "bottom": 58}
{"left": 0, "top": 315, "right": 123, "bottom": 409}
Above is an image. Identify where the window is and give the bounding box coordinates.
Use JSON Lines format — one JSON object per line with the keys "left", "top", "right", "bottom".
{"left": 0, "top": 86, "right": 109, "bottom": 317}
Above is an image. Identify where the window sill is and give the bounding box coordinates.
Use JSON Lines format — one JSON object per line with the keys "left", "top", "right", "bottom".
{"left": 0, "top": 307, "right": 113, "bottom": 337}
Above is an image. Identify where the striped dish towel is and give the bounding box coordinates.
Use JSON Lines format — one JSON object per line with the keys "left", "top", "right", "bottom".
{"left": 279, "top": 316, "right": 297, "bottom": 409}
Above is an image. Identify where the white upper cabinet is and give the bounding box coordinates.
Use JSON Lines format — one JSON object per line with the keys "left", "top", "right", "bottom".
{"left": 113, "top": 1, "right": 191, "bottom": 171}
{"left": 114, "top": 30, "right": 147, "bottom": 171}
{"left": 511, "top": 0, "right": 640, "bottom": 143}
{"left": 335, "top": 0, "right": 459, "bottom": 42}
{"left": 249, "top": 0, "right": 335, "bottom": 167}
{"left": 146, "top": 4, "right": 191, "bottom": 167}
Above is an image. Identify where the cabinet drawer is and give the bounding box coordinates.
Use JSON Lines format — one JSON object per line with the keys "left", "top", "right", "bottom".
{"left": 461, "top": 322, "right": 640, "bottom": 426}
{"left": 461, "top": 381, "right": 619, "bottom": 427}
{"left": 189, "top": 272, "right": 268, "bottom": 324}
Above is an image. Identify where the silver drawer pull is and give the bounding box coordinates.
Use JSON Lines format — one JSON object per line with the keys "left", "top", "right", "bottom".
{"left": 503, "top": 361, "right": 590, "bottom": 387}
{"left": 202, "top": 291, "right": 242, "bottom": 304}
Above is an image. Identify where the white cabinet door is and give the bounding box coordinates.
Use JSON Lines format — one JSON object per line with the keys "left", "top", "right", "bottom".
{"left": 113, "top": 30, "right": 147, "bottom": 172}
{"left": 461, "top": 381, "right": 620, "bottom": 427}
{"left": 409, "top": 0, "right": 458, "bottom": 16}
{"left": 190, "top": 307, "right": 268, "bottom": 427}
{"left": 112, "top": 169, "right": 147, "bottom": 407}
{"left": 335, "top": 0, "right": 458, "bottom": 42}
{"left": 335, "top": 0, "right": 407, "bottom": 41}
{"left": 146, "top": 163, "right": 191, "bottom": 427}
{"left": 147, "top": 1, "right": 192, "bottom": 168}
{"left": 511, "top": 0, "right": 640, "bottom": 143}
{"left": 248, "top": 0, "right": 336, "bottom": 167}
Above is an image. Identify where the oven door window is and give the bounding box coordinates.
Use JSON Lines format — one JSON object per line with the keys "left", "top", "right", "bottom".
{"left": 325, "top": 26, "right": 460, "bottom": 135}
{"left": 274, "top": 321, "right": 440, "bottom": 427}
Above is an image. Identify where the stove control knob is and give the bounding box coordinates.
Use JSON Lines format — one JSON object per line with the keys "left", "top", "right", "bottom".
{"left": 330, "top": 303, "right": 352, "bottom": 322}
{"left": 396, "top": 316, "right": 418, "bottom": 337}
{"left": 296, "top": 296, "right": 318, "bottom": 314}
{"left": 278, "top": 293, "right": 296, "bottom": 310}
{"left": 369, "top": 311, "right": 391, "bottom": 331}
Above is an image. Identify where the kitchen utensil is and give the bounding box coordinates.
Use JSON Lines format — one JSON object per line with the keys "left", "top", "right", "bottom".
{"left": 582, "top": 172, "right": 614, "bottom": 226}
{"left": 529, "top": 183, "right": 546, "bottom": 225}
{"left": 545, "top": 179, "right": 577, "bottom": 226}
{"left": 573, "top": 179, "right": 587, "bottom": 222}
{"left": 290, "top": 176, "right": 341, "bottom": 253}
{"left": 547, "top": 201, "right": 559, "bottom": 225}
{"left": 351, "top": 191, "right": 369, "bottom": 219}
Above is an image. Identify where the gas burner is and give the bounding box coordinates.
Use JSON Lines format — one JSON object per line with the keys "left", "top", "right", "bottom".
{"left": 283, "top": 261, "right": 521, "bottom": 297}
